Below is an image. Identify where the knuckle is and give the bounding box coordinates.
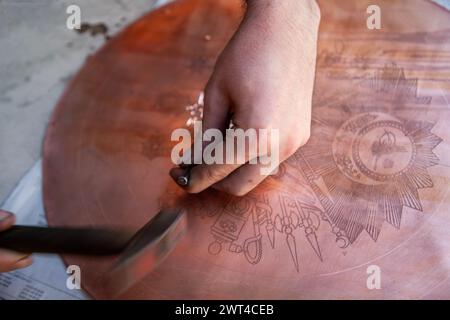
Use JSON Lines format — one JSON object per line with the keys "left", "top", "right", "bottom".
{"left": 284, "top": 140, "right": 301, "bottom": 157}
{"left": 300, "top": 129, "right": 311, "bottom": 145}
{"left": 284, "top": 129, "right": 311, "bottom": 156}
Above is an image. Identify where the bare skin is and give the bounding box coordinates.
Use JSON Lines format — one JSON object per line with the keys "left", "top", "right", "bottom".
{"left": 170, "top": 0, "right": 320, "bottom": 196}
{"left": 0, "top": 210, "right": 33, "bottom": 272}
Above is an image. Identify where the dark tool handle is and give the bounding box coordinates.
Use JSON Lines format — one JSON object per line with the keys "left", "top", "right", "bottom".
{"left": 0, "top": 226, "right": 131, "bottom": 255}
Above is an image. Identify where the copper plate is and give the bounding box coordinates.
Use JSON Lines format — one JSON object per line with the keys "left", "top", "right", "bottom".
{"left": 44, "top": 0, "right": 450, "bottom": 299}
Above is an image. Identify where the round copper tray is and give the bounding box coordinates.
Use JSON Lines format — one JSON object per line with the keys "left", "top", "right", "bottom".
{"left": 44, "top": 0, "right": 450, "bottom": 299}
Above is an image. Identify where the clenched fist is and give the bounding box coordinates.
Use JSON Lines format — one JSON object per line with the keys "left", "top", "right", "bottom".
{"left": 170, "top": 0, "right": 320, "bottom": 196}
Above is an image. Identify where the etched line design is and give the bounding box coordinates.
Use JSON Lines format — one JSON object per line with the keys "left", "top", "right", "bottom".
{"left": 297, "top": 65, "right": 442, "bottom": 244}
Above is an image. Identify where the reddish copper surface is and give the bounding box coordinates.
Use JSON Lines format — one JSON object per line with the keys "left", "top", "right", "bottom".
{"left": 44, "top": 0, "right": 450, "bottom": 299}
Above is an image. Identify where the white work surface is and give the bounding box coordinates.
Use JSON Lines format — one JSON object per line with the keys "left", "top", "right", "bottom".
{"left": 0, "top": 160, "right": 88, "bottom": 299}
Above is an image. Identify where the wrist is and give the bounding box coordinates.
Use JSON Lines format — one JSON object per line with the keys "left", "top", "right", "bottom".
{"left": 243, "top": 0, "right": 320, "bottom": 35}
{"left": 245, "top": 0, "right": 320, "bottom": 20}
{"left": 243, "top": 0, "right": 320, "bottom": 45}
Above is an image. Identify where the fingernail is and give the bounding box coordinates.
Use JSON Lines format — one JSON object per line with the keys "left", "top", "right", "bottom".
{"left": 14, "top": 256, "right": 33, "bottom": 270}
{"left": 17, "top": 254, "right": 31, "bottom": 261}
